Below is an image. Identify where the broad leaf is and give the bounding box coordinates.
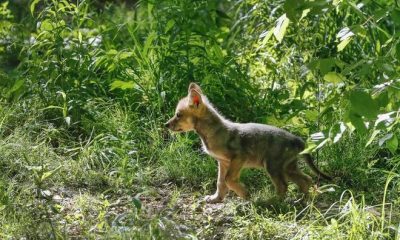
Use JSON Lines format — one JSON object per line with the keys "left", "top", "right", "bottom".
{"left": 319, "top": 58, "right": 336, "bottom": 75}
{"left": 274, "top": 14, "right": 290, "bottom": 43}
{"left": 323, "top": 72, "right": 345, "bottom": 83}
{"left": 349, "top": 90, "right": 378, "bottom": 120}
{"left": 337, "top": 27, "right": 354, "bottom": 41}
{"left": 374, "top": 112, "right": 395, "bottom": 128}
{"left": 283, "top": 0, "right": 305, "bottom": 21}
{"left": 386, "top": 135, "right": 398, "bottom": 154}
{"left": 30, "top": 0, "right": 41, "bottom": 15}
{"left": 366, "top": 129, "right": 381, "bottom": 147}
{"left": 379, "top": 133, "right": 393, "bottom": 146}
{"left": 118, "top": 51, "right": 134, "bottom": 60}
{"left": 348, "top": 112, "right": 367, "bottom": 134}
{"left": 41, "top": 166, "right": 62, "bottom": 182}
{"left": 374, "top": 91, "right": 389, "bottom": 108}
{"left": 165, "top": 19, "right": 175, "bottom": 33}
{"left": 311, "top": 132, "right": 325, "bottom": 141}
{"left": 330, "top": 122, "right": 347, "bottom": 143}
{"left": 337, "top": 27, "right": 354, "bottom": 52}
{"left": 337, "top": 37, "right": 352, "bottom": 51}
{"left": 143, "top": 31, "right": 157, "bottom": 56}
{"left": 7, "top": 79, "right": 24, "bottom": 96}
{"left": 110, "top": 80, "right": 135, "bottom": 91}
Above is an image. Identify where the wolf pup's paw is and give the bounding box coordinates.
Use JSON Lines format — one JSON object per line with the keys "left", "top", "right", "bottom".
{"left": 204, "top": 194, "right": 223, "bottom": 203}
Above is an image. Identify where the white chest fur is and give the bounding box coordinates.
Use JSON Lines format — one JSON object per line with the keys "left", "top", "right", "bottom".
{"left": 201, "top": 139, "right": 229, "bottom": 161}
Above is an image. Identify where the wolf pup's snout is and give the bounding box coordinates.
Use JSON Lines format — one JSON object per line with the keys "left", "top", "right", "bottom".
{"left": 164, "top": 120, "right": 171, "bottom": 129}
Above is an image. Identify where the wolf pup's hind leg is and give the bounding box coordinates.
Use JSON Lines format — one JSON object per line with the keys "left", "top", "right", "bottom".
{"left": 265, "top": 161, "right": 288, "bottom": 198}
{"left": 284, "top": 160, "right": 313, "bottom": 194}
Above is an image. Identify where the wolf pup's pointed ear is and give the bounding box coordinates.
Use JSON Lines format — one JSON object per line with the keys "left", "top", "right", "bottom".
{"left": 188, "top": 89, "right": 202, "bottom": 108}
{"left": 188, "top": 82, "right": 202, "bottom": 94}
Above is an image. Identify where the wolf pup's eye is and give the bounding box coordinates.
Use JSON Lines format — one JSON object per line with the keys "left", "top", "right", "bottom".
{"left": 176, "top": 112, "right": 182, "bottom": 118}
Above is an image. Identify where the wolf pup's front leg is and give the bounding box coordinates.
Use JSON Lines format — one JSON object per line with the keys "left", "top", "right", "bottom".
{"left": 205, "top": 161, "right": 229, "bottom": 203}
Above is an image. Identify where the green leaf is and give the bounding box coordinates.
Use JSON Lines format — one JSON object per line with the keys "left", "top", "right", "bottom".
{"left": 323, "top": 72, "right": 345, "bottom": 83}
{"left": 57, "top": 91, "right": 67, "bottom": 101}
{"left": 374, "top": 112, "right": 395, "bottom": 129}
{"left": 40, "top": 19, "right": 53, "bottom": 31}
{"left": 304, "top": 110, "right": 318, "bottom": 121}
{"left": 118, "top": 51, "right": 133, "bottom": 60}
{"left": 300, "top": 141, "right": 316, "bottom": 154}
{"left": 283, "top": 0, "right": 305, "bottom": 21}
{"left": 319, "top": 58, "right": 336, "bottom": 75}
{"left": 26, "top": 165, "right": 44, "bottom": 171}
{"left": 349, "top": 90, "right": 378, "bottom": 120}
{"left": 348, "top": 112, "right": 367, "bottom": 134}
{"left": 211, "top": 44, "right": 224, "bottom": 60}
{"left": 353, "top": 25, "right": 367, "bottom": 38}
{"left": 78, "top": 31, "right": 82, "bottom": 43}
{"left": 41, "top": 166, "right": 62, "bottom": 182}
{"left": 366, "top": 129, "right": 381, "bottom": 147}
{"left": 386, "top": 135, "right": 398, "bottom": 154}
{"left": 379, "top": 133, "right": 393, "bottom": 146}
{"left": 41, "top": 106, "right": 63, "bottom": 111}
{"left": 165, "top": 19, "right": 175, "bottom": 33}
{"left": 7, "top": 79, "right": 24, "bottom": 95}
{"left": 132, "top": 197, "right": 142, "bottom": 211}
{"left": 30, "top": 0, "right": 41, "bottom": 15}
{"left": 65, "top": 116, "right": 71, "bottom": 126}
{"left": 337, "top": 27, "right": 354, "bottom": 41}
{"left": 107, "top": 49, "right": 118, "bottom": 55}
{"left": 258, "top": 30, "right": 273, "bottom": 49}
{"left": 216, "top": 9, "right": 231, "bottom": 19}
{"left": 274, "top": 14, "right": 290, "bottom": 43}
{"left": 143, "top": 32, "right": 157, "bottom": 56}
{"left": 391, "top": 9, "right": 400, "bottom": 24}
{"left": 147, "top": 2, "right": 153, "bottom": 15}
{"left": 337, "top": 27, "right": 354, "bottom": 52}
{"left": 310, "top": 132, "right": 325, "bottom": 141}
{"left": 303, "top": 0, "right": 331, "bottom": 15}
{"left": 337, "top": 37, "right": 352, "bottom": 52}
{"left": 375, "top": 91, "right": 389, "bottom": 108}
{"left": 110, "top": 80, "right": 135, "bottom": 91}
{"left": 330, "top": 122, "right": 346, "bottom": 143}
{"left": 316, "top": 138, "right": 331, "bottom": 150}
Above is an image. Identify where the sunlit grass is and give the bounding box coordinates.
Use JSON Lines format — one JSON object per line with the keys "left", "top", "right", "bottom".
{"left": 0, "top": 100, "right": 398, "bottom": 238}
{"left": 0, "top": 0, "right": 399, "bottom": 238}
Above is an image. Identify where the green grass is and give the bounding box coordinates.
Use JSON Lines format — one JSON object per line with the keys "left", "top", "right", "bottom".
{"left": 0, "top": 100, "right": 399, "bottom": 239}
{"left": 1, "top": 0, "right": 399, "bottom": 239}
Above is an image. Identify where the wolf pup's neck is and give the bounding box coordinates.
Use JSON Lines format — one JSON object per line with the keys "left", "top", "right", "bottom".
{"left": 193, "top": 102, "right": 228, "bottom": 148}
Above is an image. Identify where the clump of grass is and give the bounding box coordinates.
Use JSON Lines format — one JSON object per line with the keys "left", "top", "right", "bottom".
{"left": 157, "top": 133, "right": 216, "bottom": 188}
{"left": 319, "top": 133, "right": 395, "bottom": 203}
{"left": 0, "top": 99, "right": 200, "bottom": 238}
{"left": 0, "top": 101, "right": 67, "bottom": 238}
{"left": 223, "top": 186, "right": 398, "bottom": 240}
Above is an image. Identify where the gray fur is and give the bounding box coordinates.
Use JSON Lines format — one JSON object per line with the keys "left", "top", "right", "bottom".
{"left": 165, "top": 83, "right": 331, "bottom": 203}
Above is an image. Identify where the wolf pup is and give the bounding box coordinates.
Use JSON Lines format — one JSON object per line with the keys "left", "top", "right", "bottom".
{"left": 165, "top": 83, "right": 331, "bottom": 203}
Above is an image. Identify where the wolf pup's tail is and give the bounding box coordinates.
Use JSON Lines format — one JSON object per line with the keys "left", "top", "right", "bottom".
{"left": 301, "top": 153, "right": 333, "bottom": 181}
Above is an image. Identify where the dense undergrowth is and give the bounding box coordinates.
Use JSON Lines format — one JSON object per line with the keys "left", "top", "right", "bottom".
{"left": 0, "top": 0, "right": 399, "bottom": 239}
